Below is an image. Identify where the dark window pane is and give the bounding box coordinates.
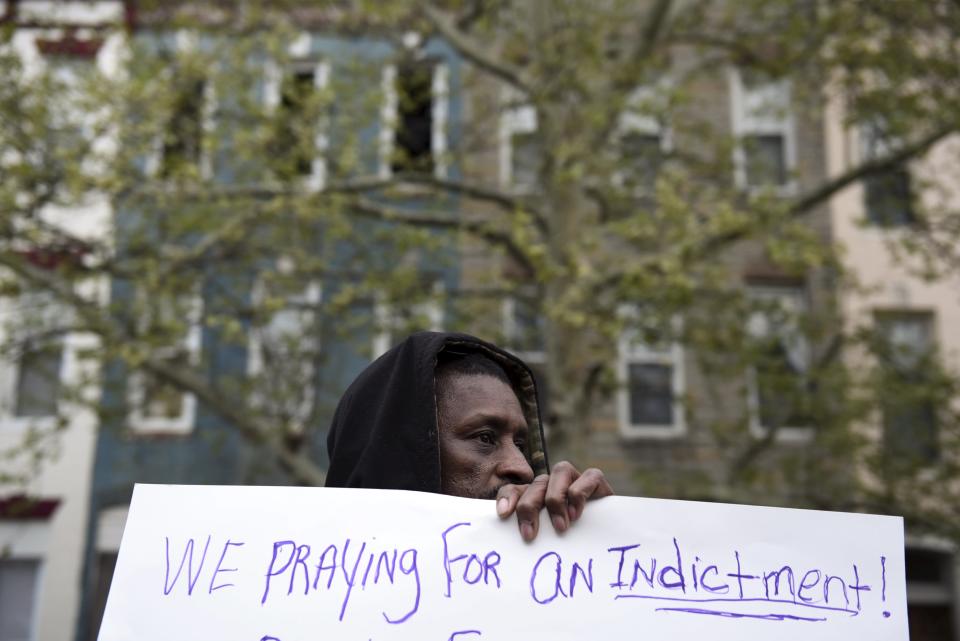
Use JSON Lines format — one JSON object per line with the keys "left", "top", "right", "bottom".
{"left": 86, "top": 553, "right": 118, "bottom": 641}
{"left": 274, "top": 68, "right": 316, "bottom": 177}
{"left": 907, "top": 605, "right": 956, "bottom": 641}
{"left": 875, "top": 312, "right": 939, "bottom": 464}
{"left": 756, "top": 340, "right": 811, "bottom": 429}
{"left": 865, "top": 168, "right": 914, "bottom": 226}
{"left": 620, "top": 132, "right": 662, "bottom": 194}
{"left": 906, "top": 548, "right": 950, "bottom": 585}
{"left": 628, "top": 363, "right": 673, "bottom": 426}
{"left": 884, "top": 398, "right": 938, "bottom": 463}
{"left": 140, "top": 350, "right": 189, "bottom": 420}
{"left": 15, "top": 343, "right": 63, "bottom": 417}
{"left": 744, "top": 134, "right": 786, "bottom": 187}
{"left": 511, "top": 131, "right": 541, "bottom": 191}
{"left": 0, "top": 560, "right": 39, "bottom": 641}
{"left": 161, "top": 77, "right": 205, "bottom": 176}
{"left": 392, "top": 61, "right": 433, "bottom": 174}
{"left": 511, "top": 297, "right": 545, "bottom": 353}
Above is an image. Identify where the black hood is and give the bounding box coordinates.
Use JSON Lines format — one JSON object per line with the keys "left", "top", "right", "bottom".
{"left": 325, "top": 331, "right": 549, "bottom": 492}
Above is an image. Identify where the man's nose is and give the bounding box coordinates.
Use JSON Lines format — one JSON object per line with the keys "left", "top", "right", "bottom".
{"left": 498, "top": 442, "right": 535, "bottom": 485}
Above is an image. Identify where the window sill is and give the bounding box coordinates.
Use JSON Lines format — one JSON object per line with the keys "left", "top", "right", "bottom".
{"left": 748, "top": 422, "right": 814, "bottom": 443}
{"left": 618, "top": 423, "right": 686, "bottom": 441}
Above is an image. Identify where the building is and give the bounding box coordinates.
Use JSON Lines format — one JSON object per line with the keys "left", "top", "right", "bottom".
{"left": 0, "top": 2, "right": 122, "bottom": 639}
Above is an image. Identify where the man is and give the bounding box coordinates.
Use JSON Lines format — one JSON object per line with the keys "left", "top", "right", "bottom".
{"left": 325, "top": 331, "right": 613, "bottom": 541}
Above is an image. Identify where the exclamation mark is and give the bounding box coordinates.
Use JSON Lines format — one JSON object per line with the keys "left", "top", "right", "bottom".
{"left": 881, "top": 556, "right": 891, "bottom": 618}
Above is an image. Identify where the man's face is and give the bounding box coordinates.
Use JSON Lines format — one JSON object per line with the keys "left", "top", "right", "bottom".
{"left": 437, "top": 373, "right": 535, "bottom": 499}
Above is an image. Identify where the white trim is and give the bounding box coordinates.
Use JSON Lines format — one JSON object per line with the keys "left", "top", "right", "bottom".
{"left": 431, "top": 63, "right": 449, "bottom": 178}
{"left": 616, "top": 313, "right": 685, "bottom": 439}
{"left": 379, "top": 64, "right": 397, "bottom": 180}
{"left": 613, "top": 86, "right": 672, "bottom": 194}
{"left": 95, "top": 505, "right": 129, "bottom": 553}
{"left": 380, "top": 61, "right": 449, "bottom": 180}
{"left": 0, "top": 522, "right": 50, "bottom": 559}
{"left": 499, "top": 100, "right": 538, "bottom": 191}
{"left": 729, "top": 67, "right": 796, "bottom": 193}
{"left": 127, "top": 293, "right": 203, "bottom": 435}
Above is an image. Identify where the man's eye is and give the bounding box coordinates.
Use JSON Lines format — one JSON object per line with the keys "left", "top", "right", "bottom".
{"left": 514, "top": 437, "right": 527, "bottom": 450}
{"left": 475, "top": 431, "right": 496, "bottom": 445}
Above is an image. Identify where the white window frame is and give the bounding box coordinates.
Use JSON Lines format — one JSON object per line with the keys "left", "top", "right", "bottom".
{"left": 499, "top": 100, "right": 538, "bottom": 192}
{"left": 127, "top": 292, "right": 203, "bottom": 435}
{"left": 143, "top": 30, "right": 215, "bottom": 180}
{"left": 379, "top": 60, "right": 449, "bottom": 180}
{"left": 0, "top": 289, "right": 71, "bottom": 433}
{"left": 616, "top": 312, "right": 685, "bottom": 439}
{"left": 729, "top": 67, "right": 796, "bottom": 193}
{"left": 745, "top": 284, "right": 813, "bottom": 441}
{"left": 246, "top": 276, "right": 322, "bottom": 431}
{"left": 372, "top": 284, "right": 443, "bottom": 359}
{"left": 614, "top": 84, "right": 673, "bottom": 191}
{"left": 263, "top": 43, "right": 330, "bottom": 192}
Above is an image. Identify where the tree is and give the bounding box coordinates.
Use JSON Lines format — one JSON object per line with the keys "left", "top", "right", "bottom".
{"left": 2, "top": 0, "right": 959, "bottom": 538}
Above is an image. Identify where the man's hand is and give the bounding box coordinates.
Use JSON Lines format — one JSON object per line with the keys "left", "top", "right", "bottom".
{"left": 495, "top": 461, "right": 614, "bottom": 542}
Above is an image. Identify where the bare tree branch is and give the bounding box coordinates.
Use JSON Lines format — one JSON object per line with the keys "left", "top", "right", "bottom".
{"left": 419, "top": 2, "right": 532, "bottom": 95}
{"left": 142, "top": 357, "right": 326, "bottom": 486}
{"left": 634, "top": 0, "right": 674, "bottom": 63}
{"left": 596, "top": 125, "right": 957, "bottom": 293}
{"left": 328, "top": 172, "right": 545, "bottom": 226}
{"left": 0, "top": 249, "right": 327, "bottom": 487}
{"left": 350, "top": 197, "right": 537, "bottom": 275}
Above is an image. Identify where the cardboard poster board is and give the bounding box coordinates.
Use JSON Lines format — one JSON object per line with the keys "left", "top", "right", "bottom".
{"left": 98, "top": 484, "right": 908, "bottom": 640}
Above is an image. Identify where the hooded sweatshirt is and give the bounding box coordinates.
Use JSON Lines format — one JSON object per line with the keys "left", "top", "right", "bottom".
{"left": 324, "top": 331, "right": 549, "bottom": 493}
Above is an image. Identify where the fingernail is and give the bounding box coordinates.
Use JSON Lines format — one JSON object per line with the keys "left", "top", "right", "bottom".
{"left": 567, "top": 504, "right": 577, "bottom": 522}
{"left": 551, "top": 514, "right": 566, "bottom": 533}
{"left": 497, "top": 497, "right": 509, "bottom": 517}
{"left": 520, "top": 522, "right": 534, "bottom": 541}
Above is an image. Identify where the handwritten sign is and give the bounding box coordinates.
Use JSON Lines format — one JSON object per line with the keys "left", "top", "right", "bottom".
{"left": 98, "top": 484, "right": 907, "bottom": 641}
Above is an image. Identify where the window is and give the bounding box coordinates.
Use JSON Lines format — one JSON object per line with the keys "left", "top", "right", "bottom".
{"left": 617, "top": 318, "right": 685, "bottom": 438}
{"left": 127, "top": 293, "right": 203, "bottom": 434}
{"left": 510, "top": 131, "right": 542, "bottom": 193}
{"left": 904, "top": 546, "right": 957, "bottom": 641}
{"left": 746, "top": 284, "right": 813, "bottom": 437}
{"left": 85, "top": 506, "right": 127, "bottom": 641}
{"left": 160, "top": 75, "right": 206, "bottom": 177}
{"left": 874, "top": 311, "right": 938, "bottom": 464}
{"left": 14, "top": 343, "right": 63, "bottom": 418}
{"left": 372, "top": 285, "right": 443, "bottom": 358}
{"left": 743, "top": 134, "right": 786, "bottom": 187}
{"left": 503, "top": 296, "right": 549, "bottom": 421}
{"left": 0, "top": 560, "right": 40, "bottom": 641}
{"left": 146, "top": 32, "right": 213, "bottom": 179}
{"left": 247, "top": 273, "right": 321, "bottom": 433}
{"left": 731, "top": 68, "right": 794, "bottom": 190}
{"left": 619, "top": 131, "right": 664, "bottom": 196}
{"left": 617, "top": 85, "right": 670, "bottom": 199}
{"left": 382, "top": 59, "right": 447, "bottom": 178}
{"left": 862, "top": 125, "right": 914, "bottom": 226}
{"left": 265, "top": 59, "right": 329, "bottom": 189}
{"left": 0, "top": 289, "right": 67, "bottom": 425}
{"left": 500, "top": 103, "right": 539, "bottom": 192}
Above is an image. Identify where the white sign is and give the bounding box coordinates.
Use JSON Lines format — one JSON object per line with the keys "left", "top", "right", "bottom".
{"left": 98, "top": 484, "right": 908, "bottom": 641}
